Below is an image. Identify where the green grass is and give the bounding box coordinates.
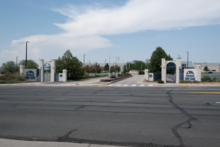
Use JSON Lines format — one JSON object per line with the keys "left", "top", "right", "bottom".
{"left": 67, "top": 75, "right": 108, "bottom": 82}
{"left": 0, "top": 80, "right": 27, "bottom": 84}
{"left": 88, "top": 72, "right": 107, "bottom": 74}
{"left": 179, "top": 80, "right": 200, "bottom": 83}
{"left": 201, "top": 72, "right": 206, "bottom": 74}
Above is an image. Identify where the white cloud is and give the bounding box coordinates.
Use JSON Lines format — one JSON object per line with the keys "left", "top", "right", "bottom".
{"left": 1, "top": 0, "right": 220, "bottom": 64}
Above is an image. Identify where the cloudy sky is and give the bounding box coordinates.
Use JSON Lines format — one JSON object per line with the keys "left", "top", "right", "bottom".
{"left": 1, "top": 0, "right": 220, "bottom": 66}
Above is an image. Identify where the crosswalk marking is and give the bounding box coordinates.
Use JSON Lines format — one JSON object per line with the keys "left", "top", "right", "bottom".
{"left": 140, "top": 85, "right": 145, "bottom": 86}
{"left": 131, "top": 84, "right": 136, "bottom": 86}
{"left": 124, "top": 85, "right": 128, "bottom": 86}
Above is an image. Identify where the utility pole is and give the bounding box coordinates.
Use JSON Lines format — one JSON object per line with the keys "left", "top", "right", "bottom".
{"left": 109, "top": 53, "right": 110, "bottom": 78}
{"left": 186, "top": 51, "right": 189, "bottom": 69}
{"left": 83, "top": 54, "right": 86, "bottom": 67}
{"left": 26, "top": 41, "right": 30, "bottom": 66}
{"left": 16, "top": 56, "right": 18, "bottom": 72}
{"left": 141, "top": 64, "right": 142, "bottom": 71}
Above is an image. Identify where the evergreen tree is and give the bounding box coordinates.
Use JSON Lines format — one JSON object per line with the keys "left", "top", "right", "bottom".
{"left": 104, "top": 63, "right": 109, "bottom": 72}
{"left": 19, "top": 59, "right": 38, "bottom": 69}
{"left": 56, "top": 50, "right": 84, "bottom": 78}
{"left": 148, "top": 47, "right": 175, "bottom": 74}
{"left": 204, "top": 66, "right": 209, "bottom": 71}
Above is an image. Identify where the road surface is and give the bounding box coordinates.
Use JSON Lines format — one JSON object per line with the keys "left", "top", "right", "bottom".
{"left": 0, "top": 86, "right": 220, "bottom": 147}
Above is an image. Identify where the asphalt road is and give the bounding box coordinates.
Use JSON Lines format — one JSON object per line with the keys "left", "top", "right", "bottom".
{"left": 0, "top": 86, "right": 220, "bottom": 147}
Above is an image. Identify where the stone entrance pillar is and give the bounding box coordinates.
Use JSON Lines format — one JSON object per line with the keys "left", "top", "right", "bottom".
{"left": 39, "top": 59, "right": 44, "bottom": 82}
{"left": 50, "top": 60, "right": 56, "bottom": 82}
{"left": 161, "top": 58, "right": 166, "bottom": 83}
{"left": 144, "top": 69, "right": 149, "bottom": 81}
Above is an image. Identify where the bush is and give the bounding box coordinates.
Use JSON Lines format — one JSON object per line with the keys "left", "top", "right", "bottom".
{"left": 157, "top": 79, "right": 164, "bottom": 84}
{"left": 139, "top": 71, "right": 144, "bottom": 75}
{"left": 0, "top": 72, "right": 25, "bottom": 81}
{"left": 212, "top": 77, "right": 220, "bottom": 82}
{"left": 83, "top": 72, "right": 89, "bottom": 78}
{"left": 110, "top": 75, "right": 116, "bottom": 78}
{"left": 201, "top": 76, "right": 212, "bottom": 82}
{"left": 179, "top": 80, "right": 200, "bottom": 83}
{"left": 0, "top": 75, "right": 6, "bottom": 80}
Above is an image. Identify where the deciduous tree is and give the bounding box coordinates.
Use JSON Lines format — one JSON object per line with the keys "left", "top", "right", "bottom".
{"left": 1, "top": 61, "right": 18, "bottom": 73}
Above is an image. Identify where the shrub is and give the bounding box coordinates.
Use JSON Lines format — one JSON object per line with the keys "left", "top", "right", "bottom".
{"left": 157, "top": 79, "right": 164, "bottom": 84}
{"left": 0, "top": 72, "right": 25, "bottom": 81}
{"left": 139, "top": 71, "right": 144, "bottom": 75}
{"left": 212, "top": 77, "right": 220, "bottom": 82}
{"left": 179, "top": 80, "right": 200, "bottom": 83}
{"left": 0, "top": 75, "right": 6, "bottom": 80}
{"left": 110, "top": 75, "right": 116, "bottom": 78}
{"left": 205, "top": 80, "right": 210, "bottom": 82}
{"left": 83, "top": 72, "right": 89, "bottom": 78}
{"left": 180, "top": 80, "right": 191, "bottom": 83}
{"left": 201, "top": 76, "right": 212, "bottom": 82}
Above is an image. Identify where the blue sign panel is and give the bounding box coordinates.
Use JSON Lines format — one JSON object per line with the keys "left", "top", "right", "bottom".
{"left": 44, "top": 63, "right": 51, "bottom": 70}
{"left": 185, "top": 71, "right": 195, "bottom": 81}
{"left": 167, "top": 63, "right": 176, "bottom": 69}
{"left": 26, "top": 70, "right": 35, "bottom": 79}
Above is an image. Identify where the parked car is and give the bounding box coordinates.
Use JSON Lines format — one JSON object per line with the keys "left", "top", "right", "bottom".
{"left": 206, "top": 71, "right": 213, "bottom": 74}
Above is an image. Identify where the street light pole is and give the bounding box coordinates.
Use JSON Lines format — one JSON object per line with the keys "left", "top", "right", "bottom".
{"left": 109, "top": 53, "right": 110, "bottom": 78}
{"left": 186, "top": 51, "right": 189, "bottom": 69}
{"left": 16, "top": 56, "right": 18, "bottom": 72}
{"left": 26, "top": 41, "right": 30, "bottom": 66}
{"left": 83, "top": 54, "right": 86, "bottom": 67}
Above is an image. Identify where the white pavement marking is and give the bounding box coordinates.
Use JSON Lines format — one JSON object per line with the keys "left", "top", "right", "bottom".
{"left": 124, "top": 85, "right": 128, "bottom": 86}
{"left": 148, "top": 84, "right": 153, "bottom": 86}
{"left": 140, "top": 85, "right": 145, "bottom": 86}
{"left": 131, "top": 84, "right": 136, "bottom": 86}
{"left": 116, "top": 85, "right": 121, "bottom": 86}
{"left": 109, "top": 85, "right": 113, "bottom": 86}
{"left": 216, "top": 102, "right": 220, "bottom": 104}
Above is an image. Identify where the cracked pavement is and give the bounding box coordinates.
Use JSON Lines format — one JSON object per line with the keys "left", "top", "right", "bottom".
{"left": 0, "top": 86, "right": 220, "bottom": 147}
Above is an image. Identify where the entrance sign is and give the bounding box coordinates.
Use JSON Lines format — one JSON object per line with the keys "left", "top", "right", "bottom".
{"left": 19, "top": 66, "right": 37, "bottom": 81}
{"left": 20, "top": 59, "right": 68, "bottom": 82}
{"left": 184, "top": 65, "right": 201, "bottom": 82}
{"left": 161, "top": 58, "right": 181, "bottom": 84}
{"left": 59, "top": 69, "right": 67, "bottom": 82}
{"left": 149, "top": 73, "right": 154, "bottom": 81}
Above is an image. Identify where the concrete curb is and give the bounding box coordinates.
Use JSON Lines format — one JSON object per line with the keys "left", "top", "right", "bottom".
{"left": 0, "top": 139, "right": 126, "bottom": 147}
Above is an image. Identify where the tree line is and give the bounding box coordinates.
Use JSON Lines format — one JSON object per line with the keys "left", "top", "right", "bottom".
{"left": 1, "top": 47, "right": 178, "bottom": 78}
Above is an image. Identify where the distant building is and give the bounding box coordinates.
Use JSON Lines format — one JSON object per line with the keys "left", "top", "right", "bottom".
{"left": 194, "top": 63, "right": 220, "bottom": 72}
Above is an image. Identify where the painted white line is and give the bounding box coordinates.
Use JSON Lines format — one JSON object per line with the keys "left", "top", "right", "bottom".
{"left": 140, "top": 85, "right": 145, "bottom": 86}
{"left": 148, "top": 84, "right": 153, "bottom": 86}
{"left": 216, "top": 102, "right": 220, "bottom": 104}
{"left": 124, "top": 85, "right": 128, "bottom": 86}
{"left": 116, "top": 85, "right": 121, "bottom": 86}
{"left": 131, "top": 84, "right": 136, "bottom": 86}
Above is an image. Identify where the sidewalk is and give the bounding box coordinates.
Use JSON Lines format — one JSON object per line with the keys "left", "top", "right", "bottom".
{"left": 0, "top": 139, "right": 126, "bottom": 147}
{"left": 141, "top": 81, "right": 220, "bottom": 87}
